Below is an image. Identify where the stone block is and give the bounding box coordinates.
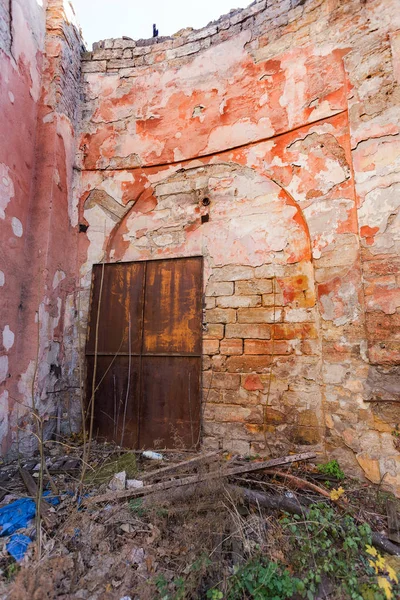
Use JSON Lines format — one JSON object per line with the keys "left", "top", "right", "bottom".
{"left": 211, "top": 355, "right": 228, "bottom": 371}
{"left": 226, "top": 355, "right": 272, "bottom": 373}
{"left": 356, "top": 453, "right": 381, "bottom": 484}
{"left": 82, "top": 61, "right": 107, "bottom": 73}
{"left": 284, "top": 308, "right": 316, "bottom": 323}
{"left": 235, "top": 279, "right": 272, "bottom": 295}
{"left": 217, "top": 295, "right": 261, "bottom": 308}
{"left": 212, "top": 266, "right": 254, "bottom": 282}
{"left": 92, "top": 48, "right": 123, "bottom": 60}
{"left": 237, "top": 308, "right": 282, "bottom": 323}
{"left": 242, "top": 374, "right": 264, "bottom": 391}
{"left": 185, "top": 24, "right": 218, "bottom": 42}
{"left": 203, "top": 339, "right": 219, "bottom": 355}
{"left": 274, "top": 323, "right": 318, "bottom": 339}
{"left": 166, "top": 41, "right": 201, "bottom": 59}
{"left": 203, "top": 324, "right": 224, "bottom": 339}
{"left": 203, "top": 356, "right": 212, "bottom": 370}
{"left": 244, "top": 340, "right": 293, "bottom": 355}
{"left": 364, "top": 365, "right": 400, "bottom": 402}
{"left": 107, "top": 58, "right": 135, "bottom": 69}
{"left": 262, "top": 293, "right": 284, "bottom": 306}
{"left": 205, "top": 404, "right": 263, "bottom": 424}
{"left": 206, "top": 308, "right": 236, "bottom": 324}
{"left": 220, "top": 339, "right": 243, "bottom": 355}
{"left": 208, "top": 372, "right": 240, "bottom": 390}
{"left": 287, "top": 425, "right": 323, "bottom": 445}
{"left": 206, "top": 281, "right": 234, "bottom": 296}
{"left": 205, "top": 297, "right": 216, "bottom": 309}
{"left": 225, "top": 324, "right": 271, "bottom": 339}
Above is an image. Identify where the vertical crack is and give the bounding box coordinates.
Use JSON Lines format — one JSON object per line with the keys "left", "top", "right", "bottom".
{"left": 9, "top": 0, "right": 15, "bottom": 61}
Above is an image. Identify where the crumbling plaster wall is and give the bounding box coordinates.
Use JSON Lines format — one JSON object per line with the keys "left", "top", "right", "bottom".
{"left": 76, "top": 0, "right": 400, "bottom": 496}
{"left": 0, "top": 0, "right": 83, "bottom": 456}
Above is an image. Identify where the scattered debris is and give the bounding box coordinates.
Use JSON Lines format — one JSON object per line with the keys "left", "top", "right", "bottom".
{"left": 6, "top": 534, "right": 31, "bottom": 562}
{"left": 0, "top": 439, "right": 397, "bottom": 599}
{"left": 108, "top": 470, "right": 126, "bottom": 491}
{"left": 0, "top": 499, "right": 36, "bottom": 536}
{"left": 126, "top": 479, "right": 143, "bottom": 489}
{"left": 387, "top": 499, "right": 400, "bottom": 544}
{"left": 142, "top": 450, "right": 163, "bottom": 461}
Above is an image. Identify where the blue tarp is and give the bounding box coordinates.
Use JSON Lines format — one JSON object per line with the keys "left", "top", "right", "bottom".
{"left": 0, "top": 498, "right": 36, "bottom": 537}
{"left": 0, "top": 489, "right": 60, "bottom": 560}
{"left": 6, "top": 534, "right": 32, "bottom": 562}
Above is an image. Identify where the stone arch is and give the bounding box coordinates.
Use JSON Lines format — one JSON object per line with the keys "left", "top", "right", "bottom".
{"left": 103, "top": 162, "right": 323, "bottom": 455}
{"left": 107, "top": 163, "right": 312, "bottom": 267}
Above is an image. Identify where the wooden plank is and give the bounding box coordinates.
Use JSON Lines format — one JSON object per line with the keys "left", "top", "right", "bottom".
{"left": 140, "top": 451, "right": 220, "bottom": 481}
{"left": 86, "top": 452, "right": 316, "bottom": 505}
{"left": 19, "top": 468, "right": 56, "bottom": 529}
{"left": 387, "top": 499, "right": 400, "bottom": 544}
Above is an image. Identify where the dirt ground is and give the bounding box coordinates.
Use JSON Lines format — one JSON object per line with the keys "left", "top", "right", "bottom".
{"left": 0, "top": 439, "right": 399, "bottom": 600}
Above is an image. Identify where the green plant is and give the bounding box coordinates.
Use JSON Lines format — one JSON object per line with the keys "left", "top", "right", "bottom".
{"left": 317, "top": 459, "right": 344, "bottom": 480}
{"left": 154, "top": 573, "right": 186, "bottom": 600}
{"left": 5, "top": 561, "right": 19, "bottom": 581}
{"left": 206, "top": 590, "right": 223, "bottom": 600}
{"left": 222, "top": 555, "right": 301, "bottom": 600}
{"left": 282, "top": 503, "right": 400, "bottom": 600}
{"left": 129, "top": 497, "right": 146, "bottom": 517}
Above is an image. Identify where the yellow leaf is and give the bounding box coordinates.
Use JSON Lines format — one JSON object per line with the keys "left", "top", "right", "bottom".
{"left": 376, "top": 554, "right": 386, "bottom": 571}
{"left": 377, "top": 577, "right": 392, "bottom": 600}
{"left": 369, "top": 559, "right": 378, "bottom": 574}
{"left": 366, "top": 544, "right": 378, "bottom": 557}
{"left": 330, "top": 487, "right": 345, "bottom": 501}
{"left": 386, "top": 565, "right": 399, "bottom": 584}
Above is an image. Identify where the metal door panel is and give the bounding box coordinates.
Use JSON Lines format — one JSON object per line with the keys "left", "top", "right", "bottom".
{"left": 86, "top": 257, "right": 202, "bottom": 449}
{"left": 143, "top": 258, "right": 203, "bottom": 356}
{"left": 86, "top": 355, "right": 141, "bottom": 447}
{"left": 139, "top": 356, "right": 201, "bottom": 449}
{"left": 86, "top": 262, "right": 145, "bottom": 355}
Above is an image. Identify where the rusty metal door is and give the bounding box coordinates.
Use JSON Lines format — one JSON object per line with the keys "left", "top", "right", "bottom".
{"left": 86, "top": 257, "right": 202, "bottom": 449}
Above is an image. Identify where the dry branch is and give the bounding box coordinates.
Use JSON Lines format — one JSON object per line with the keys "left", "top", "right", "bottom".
{"left": 263, "top": 469, "right": 332, "bottom": 499}
{"left": 19, "top": 468, "right": 56, "bottom": 529}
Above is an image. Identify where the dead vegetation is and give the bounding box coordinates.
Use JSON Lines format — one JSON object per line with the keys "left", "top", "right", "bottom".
{"left": 0, "top": 442, "right": 398, "bottom": 600}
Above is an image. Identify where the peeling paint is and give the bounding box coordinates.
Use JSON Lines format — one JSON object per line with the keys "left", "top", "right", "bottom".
{"left": 2, "top": 326, "right": 14, "bottom": 352}
{"left": 0, "top": 0, "right": 399, "bottom": 496}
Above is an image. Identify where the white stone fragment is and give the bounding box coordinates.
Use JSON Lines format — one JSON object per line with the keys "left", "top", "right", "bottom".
{"left": 126, "top": 479, "right": 144, "bottom": 489}
{"left": 108, "top": 470, "right": 126, "bottom": 491}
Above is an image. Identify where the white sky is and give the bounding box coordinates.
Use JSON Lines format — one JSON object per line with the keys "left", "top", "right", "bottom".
{"left": 72, "top": 0, "right": 251, "bottom": 48}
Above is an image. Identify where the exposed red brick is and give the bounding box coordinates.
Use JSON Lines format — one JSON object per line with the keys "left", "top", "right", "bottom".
{"left": 220, "top": 338, "right": 243, "bottom": 355}
{"left": 225, "top": 324, "right": 271, "bottom": 339}
{"left": 203, "top": 339, "right": 219, "bottom": 355}
{"left": 226, "top": 355, "right": 272, "bottom": 373}
{"left": 274, "top": 323, "right": 318, "bottom": 339}
{"left": 243, "top": 374, "right": 264, "bottom": 391}
{"left": 244, "top": 339, "right": 293, "bottom": 355}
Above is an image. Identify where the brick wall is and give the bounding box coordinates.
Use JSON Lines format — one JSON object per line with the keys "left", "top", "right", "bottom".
{"left": 54, "top": 0, "right": 400, "bottom": 496}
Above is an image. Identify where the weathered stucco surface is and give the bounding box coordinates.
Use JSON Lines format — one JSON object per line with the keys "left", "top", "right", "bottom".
{"left": 0, "top": 0, "right": 82, "bottom": 455}
{"left": 1, "top": 0, "right": 399, "bottom": 496}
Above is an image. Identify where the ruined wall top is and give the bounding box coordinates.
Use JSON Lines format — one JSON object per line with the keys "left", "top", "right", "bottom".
{"left": 82, "top": 0, "right": 303, "bottom": 72}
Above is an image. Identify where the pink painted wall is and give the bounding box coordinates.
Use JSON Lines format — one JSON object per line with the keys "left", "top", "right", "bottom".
{"left": 0, "top": 0, "right": 83, "bottom": 456}
{"left": 0, "top": 0, "right": 46, "bottom": 453}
